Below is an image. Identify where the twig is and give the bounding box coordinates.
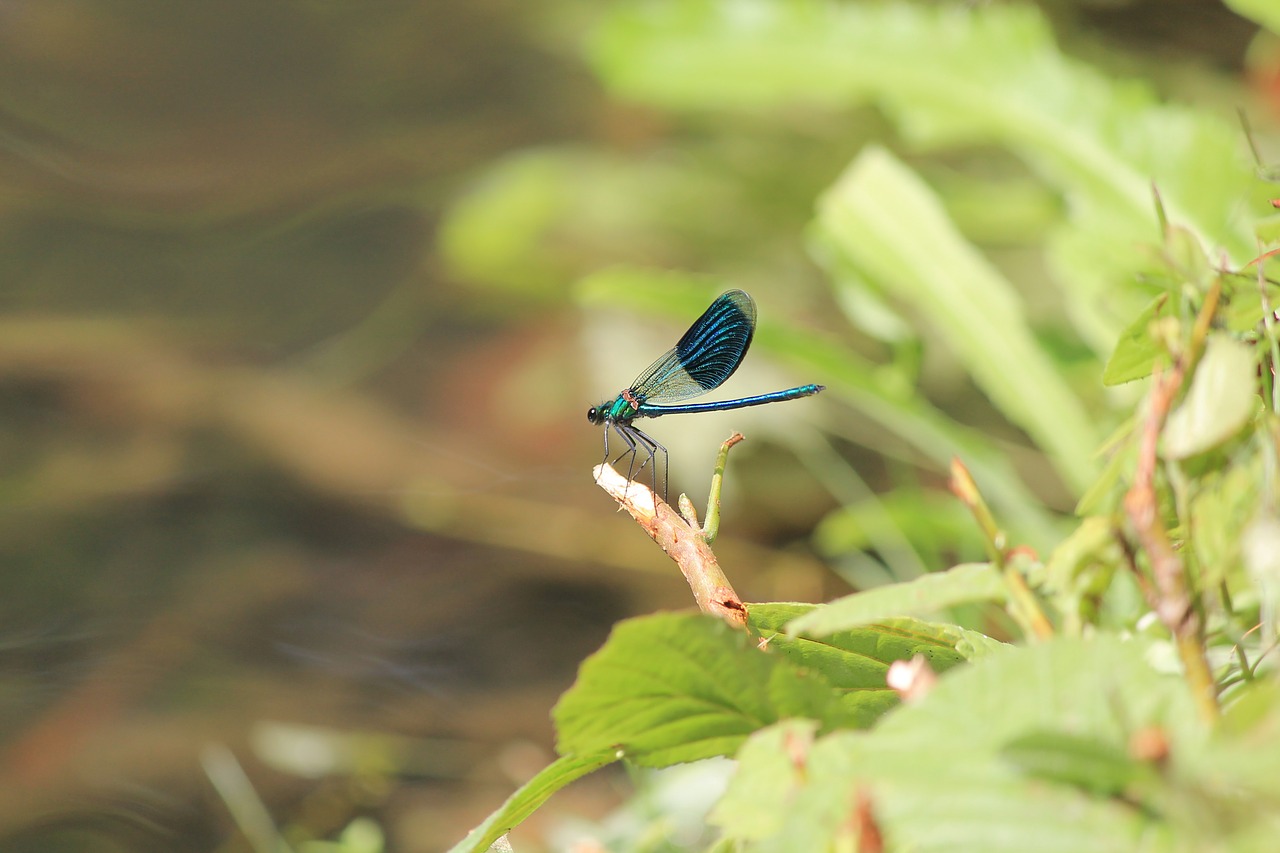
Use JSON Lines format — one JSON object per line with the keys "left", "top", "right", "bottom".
{"left": 1252, "top": 245, "right": 1280, "bottom": 412}
{"left": 594, "top": 463, "right": 748, "bottom": 629}
{"left": 1122, "top": 283, "right": 1221, "bottom": 723}
{"left": 676, "top": 432, "right": 744, "bottom": 544}
{"left": 949, "top": 458, "right": 1053, "bottom": 640}
{"left": 1114, "top": 526, "right": 1161, "bottom": 614}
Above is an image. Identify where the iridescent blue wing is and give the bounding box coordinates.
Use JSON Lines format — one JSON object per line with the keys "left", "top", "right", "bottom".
{"left": 629, "top": 290, "right": 756, "bottom": 404}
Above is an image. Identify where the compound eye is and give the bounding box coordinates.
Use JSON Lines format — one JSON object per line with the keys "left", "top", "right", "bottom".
{"left": 586, "top": 406, "right": 598, "bottom": 423}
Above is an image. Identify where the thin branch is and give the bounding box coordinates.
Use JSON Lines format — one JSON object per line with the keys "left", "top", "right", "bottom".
{"left": 1122, "top": 283, "right": 1222, "bottom": 723}
{"left": 1113, "top": 526, "right": 1161, "bottom": 614}
{"left": 594, "top": 463, "right": 748, "bottom": 629}
{"left": 950, "top": 457, "right": 1053, "bottom": 640}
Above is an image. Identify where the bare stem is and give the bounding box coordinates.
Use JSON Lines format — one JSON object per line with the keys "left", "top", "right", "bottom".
{"left": 950, "top": 458, "right": 1053, "bottom": 640}
{"left": 594, "top": 463, "right": 747, "bottom": 629}
{"left": 1122, "top": 282, "right": 1221, "bottom": 723}
{"left": 700, "top": 432, "right": 745, "bottom": 545}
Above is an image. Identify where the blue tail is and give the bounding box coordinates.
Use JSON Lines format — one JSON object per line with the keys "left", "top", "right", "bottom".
{"left": 635, "top": 384, "right": 824, "bottom": 418}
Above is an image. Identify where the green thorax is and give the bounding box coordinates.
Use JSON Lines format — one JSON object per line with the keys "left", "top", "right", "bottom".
{"left": 588, "top": 389, "right": 644, "bottom": 426}
{"left": 605, "top": 391, "right": 640, "bottom": 421}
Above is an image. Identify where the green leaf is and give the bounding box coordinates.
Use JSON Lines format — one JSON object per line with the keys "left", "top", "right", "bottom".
{"left": 813, "top": 489, "right": 985, "bottom": 561}
{"left": 1074, "top": 418, "right": 1137, "bottom": 516}
{"left": 555, "top": 608, "right": 977, "bottom": 772}
{"left": 754, "top": 604, "right": 988, "bottom": 726}
{"left": 1102, "top": 295, "right": 1168, "bottom": 385}
{"left": 1243, "top": 514, "right": 1280, "bottom": 643}
{"left": 1162, "top": 334, "right": 1260, "bottom": 459}
{"left": 1191, "top": 453, "right": 1264, "bottom": 589}
{"left": 712, "top": 637, "right": 1201, "bottom": 853}
{"left": 781, "top": 564, "right": 1007, "bottom": 637}
{"left": 1162, "top": 223, "right": 1216, "bottom": 288}
{"left": 437, "top": 151, "right": 577, "bottom": 297}
{"left": 445, "top": 750, "right": 620, "bottom": 853}
{"left": 751, "top": 602, "right": 970, "bottom": 684}
{"left": 1224, "top": 0, "right": 1280, "bottom": 34}
{"left": 553, "top": 612, "right": 850, "bottom": 767}
{"left": 1040, "top": 516, "right": 1125, "bottom": 632}
{"left": 711, "top": 720, "right": 871, "bottom": 852}
{"left": 950, "top": 624, "right": 1010, "bottom": 660}
{"left": 1001, "top": 731, "right": 1148, "bottom": 797}
{"left": 585, "top": 0, "right": 1259, "bottom": 368}
{"left": 439, "top": 149, "right": 747, "bottom": 301}
{"left": 1223, "top": 274, "right": 1280, "bottom": 333}
{"left": 816, "top": 146, "right": 1098, "bottom": 494}
{"left": 301, "top": 818, "right": 384, "bottom": 853}
{"left": 708, "top": 719, "right": 822, "bottom": 842}
{"left": 588, "top": 1, "right": 1253, "bottom": 264}
{"left": 1212, "top": 681, "right": 1280, "bottom": 800}
{"left": 1254, "top": 211, "right": 1280, "bottom": 245}
{"left": 576, "top": 267, "right": 742, "bottom": 333}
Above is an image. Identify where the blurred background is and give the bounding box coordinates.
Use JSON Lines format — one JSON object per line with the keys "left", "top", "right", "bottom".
{"left": 0, "top": 1, "right": 1272, "bottom": 851}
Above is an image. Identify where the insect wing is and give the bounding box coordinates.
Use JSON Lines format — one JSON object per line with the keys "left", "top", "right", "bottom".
{"left": 630, "top": 290, "right": 756, "bottom": 404}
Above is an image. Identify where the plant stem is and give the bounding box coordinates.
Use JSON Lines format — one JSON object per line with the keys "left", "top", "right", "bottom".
{"left": 1122, "top": 281, "right": 1222, "bottom": 723}
{"left": 950, "top": 458, "right": 1053, "bottom": 640}
{"left": 594, "top": 463, "right": 747, "bottom": 629}
{"left": 699, "top": 432, "right": 744, "bottom": 545}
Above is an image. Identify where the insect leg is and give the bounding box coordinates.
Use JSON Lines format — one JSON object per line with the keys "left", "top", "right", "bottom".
{"left": 628, "top": 426, "right": 668, "bottom": 501}
{"left": 611, "top": 422, "right": 640, "bottom": 487}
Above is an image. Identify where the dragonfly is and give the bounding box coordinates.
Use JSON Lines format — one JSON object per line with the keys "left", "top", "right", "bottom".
{"left": 587, "top": 289, "right": 824, "bottom": 499}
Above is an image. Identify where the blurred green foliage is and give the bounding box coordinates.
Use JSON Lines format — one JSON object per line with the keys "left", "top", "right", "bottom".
{"left": 4, "top": 0, "right": 1279, "bottom": 849}
{"left": 442, "top": 1, "right": 1280, "bottom": 851}
{"left": 439, "top": 0, "right": 1265, "bottom": 563}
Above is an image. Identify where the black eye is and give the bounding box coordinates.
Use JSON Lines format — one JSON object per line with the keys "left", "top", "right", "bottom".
{"left": 587, "top": 407, "right": 597, "bottom": 422}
